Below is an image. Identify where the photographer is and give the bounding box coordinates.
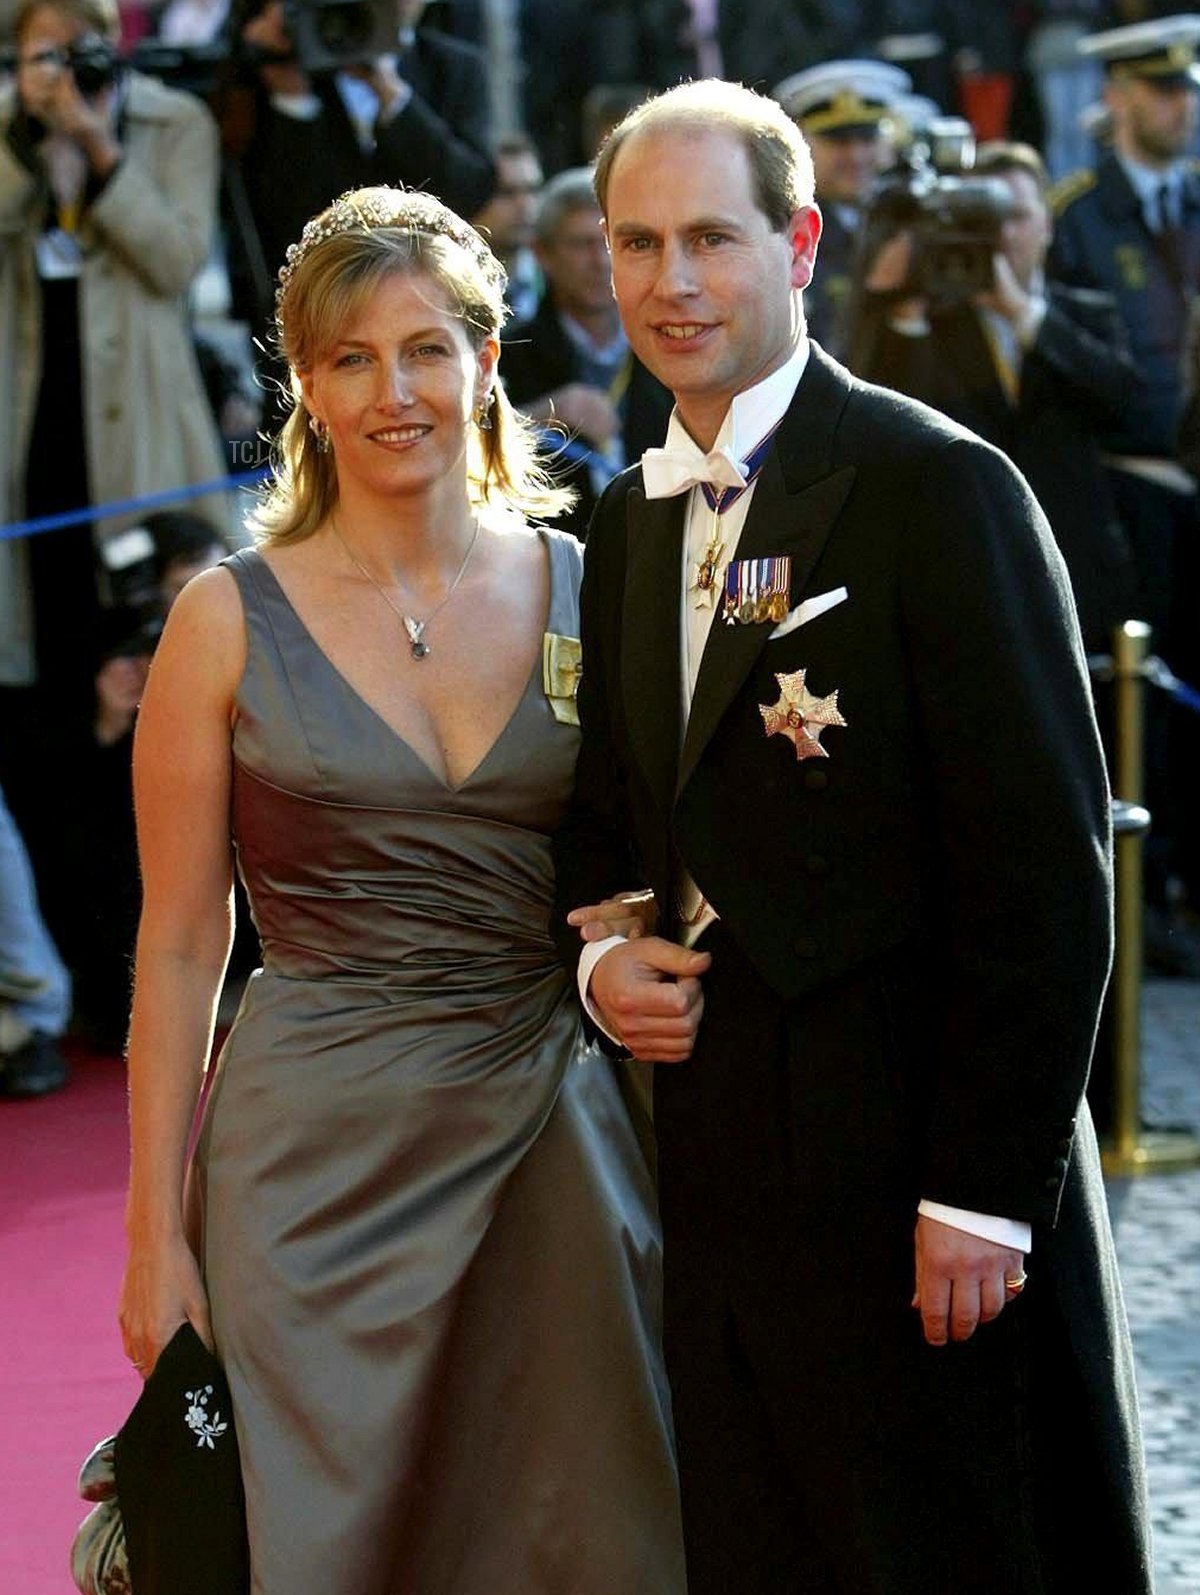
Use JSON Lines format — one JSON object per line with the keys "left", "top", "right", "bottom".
{"left": 850, "top": 139, "right": 1140, "bottom": 655}
{"left": 774, "top": 57, "right": 911, "bottom": 360}
{"left": 0, "top": 0, "right": 225, "bottom": 740}
{"left": 225, "top": 0, "right": 495, "bottom": 336}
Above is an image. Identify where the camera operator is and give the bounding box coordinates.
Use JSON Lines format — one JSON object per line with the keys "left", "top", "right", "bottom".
{"left": 851, "top": 139, "right": 1140, "bottom": 657}
{"left": 0, "top": 0, "right": 226, "bottom": 765}
{"left": 773, "top": 58, "right": 911, "bottom": 361}
{"left": 225, "top": 0, "right": 495, "bottom": 339}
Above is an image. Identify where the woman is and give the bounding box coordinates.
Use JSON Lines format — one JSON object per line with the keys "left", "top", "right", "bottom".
{"left": 0, "top": 0, "right": 226, "bottom": 721}
{"left": 118, "top": 186, "right": 683, "bottom": 1593}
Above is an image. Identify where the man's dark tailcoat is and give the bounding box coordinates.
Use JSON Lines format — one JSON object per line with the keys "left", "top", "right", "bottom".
{"left": 552, "top": 345, "right": 1150, "bottom": 1593}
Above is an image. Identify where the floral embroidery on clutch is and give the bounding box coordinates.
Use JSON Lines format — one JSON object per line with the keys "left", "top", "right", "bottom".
{"left": 185, "top": 1385, "right": 229, "bottom": 1450}
{"left": 542, "top": 633, "right": 582, "bottom": 726}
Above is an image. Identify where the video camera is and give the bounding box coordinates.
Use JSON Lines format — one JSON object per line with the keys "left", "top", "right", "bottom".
{"left": 280, "top": 0, "right": 398, "bottom": 73}
{"left": 862, "top": 114, "right": 1013, "bottom": 304}
{"left": 124, "top": 0, "right": 399, "bottom": 93}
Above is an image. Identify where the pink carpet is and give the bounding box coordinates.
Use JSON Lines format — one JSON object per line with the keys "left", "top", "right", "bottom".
{"left": 0, "top": 1045, "right": 141, "bottom": 1594}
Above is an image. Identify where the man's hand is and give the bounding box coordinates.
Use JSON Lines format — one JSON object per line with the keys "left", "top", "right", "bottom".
{"left": 347, "top": 54, "right": 409, "bottom": 116}
{"left": 588, "top": 936, "right": 709, "bottom": 1062}
{"left": 543, "top": 384, "right": 619, "bottom": 450}
{"left": 94, "top": 654, "right": 149, "bottom": 747}
{"left": 863, "top": 230, "right": 928, "bottom": 327}
{"left": 913, "top": 1215, "right": 1025, "bottom": 1347}
{"left": 567, "top": 889, "right": 657, "bottom": 942}
{"left": 974, "top": 252, "right": 1031, "bottom": 325}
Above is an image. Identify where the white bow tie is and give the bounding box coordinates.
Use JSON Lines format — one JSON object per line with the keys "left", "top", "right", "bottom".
{"left": 641, "top": 443, "right": 748, "bottom": 500}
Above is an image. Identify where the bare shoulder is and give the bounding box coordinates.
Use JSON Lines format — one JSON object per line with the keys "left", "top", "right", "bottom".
{"left": 146, "top": 563, "right": 246, "bottom": 710}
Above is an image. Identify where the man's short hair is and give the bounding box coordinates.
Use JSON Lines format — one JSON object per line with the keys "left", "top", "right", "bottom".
{"left": 592, "top": 78, "right": 815, "bottom": 231}
{"left": 534, "top": 167, "right": 600, "bottom": 246}
{"left": 974, "top": 141, "right": 1050, "bottom": 200}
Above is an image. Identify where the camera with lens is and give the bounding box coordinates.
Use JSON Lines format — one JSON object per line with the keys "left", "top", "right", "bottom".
{"left": 59, "top": 31, "right": 123, "bottom": 95}
{"left": 861, "top": 115, "right": 1013, "bottom": 305}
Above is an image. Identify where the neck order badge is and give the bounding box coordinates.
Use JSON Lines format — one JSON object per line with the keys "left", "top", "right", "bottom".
{"left": 690, "top": 419, "right": 784, "bottom": 608}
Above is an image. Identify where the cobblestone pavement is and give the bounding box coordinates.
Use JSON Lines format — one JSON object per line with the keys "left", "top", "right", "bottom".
{"left": 1108, "top": 978, "right": 1200, "bottom": 1593}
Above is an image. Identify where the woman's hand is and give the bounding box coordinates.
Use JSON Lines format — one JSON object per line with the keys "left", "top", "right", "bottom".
{"left": 118, "top": 1230, "right": 213, "bottom": 1380}
{"left": 567, "top": 889, "right": 657, "bottom": 943}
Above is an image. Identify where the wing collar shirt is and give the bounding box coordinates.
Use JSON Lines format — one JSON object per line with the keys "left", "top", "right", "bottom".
{"left": 577, "top": 332, "right": 1030, "bottom": 1254}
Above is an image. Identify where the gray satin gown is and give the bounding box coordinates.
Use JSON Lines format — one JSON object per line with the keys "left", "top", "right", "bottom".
{"left": 188, "top": 532, "right": 685, "bottom": 1594}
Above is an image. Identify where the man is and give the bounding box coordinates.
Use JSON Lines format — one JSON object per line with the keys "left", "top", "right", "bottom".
{"left": 470, "top": 132, "right": 543, "bottom": 322}
{"left": 773, "top": 58, "right": 911, "bottom": 359}
{"left": 226, "top": 0, "right": 495, "bottom": 336}
{"left": 552, "top": 80, "right": 1150, "bottom": 1593}
{"left": 501, "top": 167, "right": 672, "bottom": 539}
{"left": 1051, "top": 13, "right": 1200, "bottom": 954}
{"left": 854, "top": 140, "right": 1139, "bottom": 653}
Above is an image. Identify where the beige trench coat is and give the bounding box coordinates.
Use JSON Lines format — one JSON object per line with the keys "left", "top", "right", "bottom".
{"left": 0, "top": 71, "right": 227, "bottom": 684}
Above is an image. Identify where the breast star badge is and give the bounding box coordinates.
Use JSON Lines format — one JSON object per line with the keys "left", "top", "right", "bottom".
{"left": 759, "top": 669, "right": 847, "bottom": 761}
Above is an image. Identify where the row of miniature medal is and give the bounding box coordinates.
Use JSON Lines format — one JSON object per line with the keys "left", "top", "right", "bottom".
{"left": 692, "top": 517, "right": 792, "bottom": 628}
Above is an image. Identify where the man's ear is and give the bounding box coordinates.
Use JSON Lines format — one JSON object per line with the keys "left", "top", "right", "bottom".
{"left": 788, "top": 204, "right": 823, "bottom": 292}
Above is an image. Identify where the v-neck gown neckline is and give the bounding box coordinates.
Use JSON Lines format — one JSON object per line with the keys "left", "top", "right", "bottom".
{"left": 242, "top": 541, "right": 547, "bottom": 795}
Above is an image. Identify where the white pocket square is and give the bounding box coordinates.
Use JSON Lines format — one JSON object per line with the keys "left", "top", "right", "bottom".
{"left": 768, "top": 586, "right": 848, "bottom": 640}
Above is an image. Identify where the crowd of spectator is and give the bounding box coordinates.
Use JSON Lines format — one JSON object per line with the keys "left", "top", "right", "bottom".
{"left": 3, "top": 0, "right": 1200, "bottom": 1096}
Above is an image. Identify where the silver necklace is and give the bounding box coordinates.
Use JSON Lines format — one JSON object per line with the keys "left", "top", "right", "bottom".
{"left": 332, "top": 516, "right": 481, "bottom": 660}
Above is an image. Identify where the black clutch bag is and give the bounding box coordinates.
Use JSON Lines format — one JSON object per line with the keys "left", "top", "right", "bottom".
{"left": 71, "top": 1321, "right": 250, "bottom": 1594}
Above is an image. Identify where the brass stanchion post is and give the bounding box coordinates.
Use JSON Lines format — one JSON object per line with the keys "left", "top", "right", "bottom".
{"left": 1101, "top": 622, "right": 1200, "bottom": 1175}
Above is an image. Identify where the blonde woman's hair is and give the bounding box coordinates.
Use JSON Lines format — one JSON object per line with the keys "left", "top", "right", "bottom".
{"left": 252, "top": 187, "right": 574, "bottom": 544}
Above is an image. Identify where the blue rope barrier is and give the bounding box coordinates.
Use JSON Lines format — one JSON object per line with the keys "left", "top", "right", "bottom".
{"left": 1145, "top": 657, "right": 1200, "bottom": 716}
{"left": 0, "top": 469, "right": 270, "bottom": 543}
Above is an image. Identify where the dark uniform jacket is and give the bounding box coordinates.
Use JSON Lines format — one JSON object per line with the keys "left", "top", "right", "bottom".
{"left": 1050, "top": 149, "right": 1200, "bottom": 456}
{"left": 551, "top": 344, "right": 1150, "bottom": 1590}
{"left": 859, "top": 284, "right": 1140, "bottom": 648}
{"left": 501, "top": 294, "right": 673, "bottom": 540}
{"left": 805, "top": 202, "right": 859, "bottom": 360}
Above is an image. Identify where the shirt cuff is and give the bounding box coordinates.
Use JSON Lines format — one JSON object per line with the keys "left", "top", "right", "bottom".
{"left": 887, "top": 312, "right": 931, "bottom": 336}
{"left": 270, "top": 91, "right": 322, "bottom": 120}
{"left": 1016, "top": 294, "right": 1048, "bottom": 349}
{"left": 376, "top": 80, "right": 414, "bottom": 126}
{"left": 576, "top": 934, "right": 626, "bottom": 1046}
{"left": 918, "top": 1200, "right": 1031, "bottom": 1254}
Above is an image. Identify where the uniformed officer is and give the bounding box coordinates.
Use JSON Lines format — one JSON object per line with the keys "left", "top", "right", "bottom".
{"left": 773, "top": 59, "right": 910, "bottom": 359}
{"left": 1050, "top": 13, "right": 1200, "bottom": 961}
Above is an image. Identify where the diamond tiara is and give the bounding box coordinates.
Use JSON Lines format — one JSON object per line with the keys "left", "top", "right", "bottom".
{"left": 275, "top": 186, "right": 506, "bottom": 326}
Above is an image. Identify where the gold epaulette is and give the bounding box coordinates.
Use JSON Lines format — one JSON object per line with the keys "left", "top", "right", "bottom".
{"left": 1048, "top": 168, "right": 1098, "bottom": 218}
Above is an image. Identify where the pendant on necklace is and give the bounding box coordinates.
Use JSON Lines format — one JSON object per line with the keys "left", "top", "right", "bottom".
{"left": 403, "top": 615, "right": 430, "bottom": 661}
